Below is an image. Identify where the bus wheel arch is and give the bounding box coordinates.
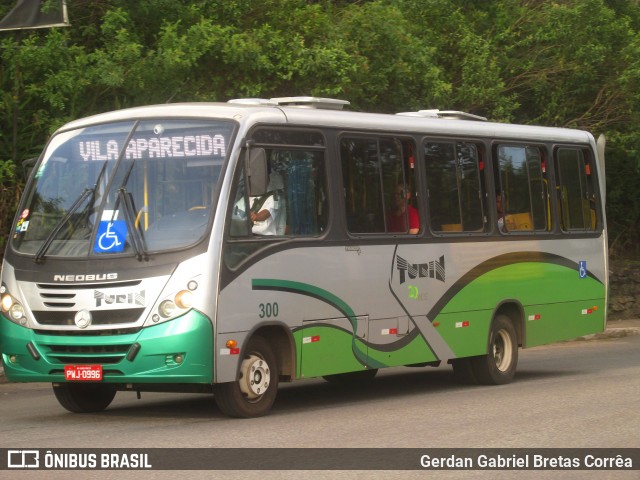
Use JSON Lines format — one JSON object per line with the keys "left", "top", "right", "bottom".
{"left": 470, "top": 310, "right": 520, "bottom": 385}
{"left": 493, "top": 301, "right": 525, "bottom": 347}
{"left": 251, "top": 324, "right": 295, "bottom": 382}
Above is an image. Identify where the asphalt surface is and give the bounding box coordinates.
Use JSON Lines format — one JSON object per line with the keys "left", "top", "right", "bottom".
{"left": 1, "top": 318, "right": 638, "bottom": 384}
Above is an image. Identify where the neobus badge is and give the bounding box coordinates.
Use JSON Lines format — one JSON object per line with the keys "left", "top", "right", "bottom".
{"left": 53, "top": 273, "right": 118, "bottom": 282}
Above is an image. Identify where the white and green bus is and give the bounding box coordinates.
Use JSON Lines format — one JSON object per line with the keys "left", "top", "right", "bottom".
{"left": 0, "top": 97, "right": 607, "bottom": 417}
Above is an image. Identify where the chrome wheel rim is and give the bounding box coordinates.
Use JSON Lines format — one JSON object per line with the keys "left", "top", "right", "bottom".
{"left": 239, "top": 353, "right": 271, "bottom": 401}
{"left": 493, "top": 329, "right": 513, "bottom": 372}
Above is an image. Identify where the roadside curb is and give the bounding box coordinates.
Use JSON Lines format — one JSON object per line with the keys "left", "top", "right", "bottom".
{"left": 1, "top": 320, "right": 638, "bottom": 384}
{"left": 578, "top": 326, "right": 640, "bottom": 341}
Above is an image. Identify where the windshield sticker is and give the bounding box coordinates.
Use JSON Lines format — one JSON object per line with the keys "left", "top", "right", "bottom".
{"left": 15, "top": 219, "right": 29, "bottom": 234}
{"left": 94, "top": 220, "right": 127, "bottom": 253}
{"left": 15, "top": 209, "right": 31, "bottom": 234}
{"left": 101, "top": 209, "right": 119, "bottom": 221}
{"left": 78, "top": 135, "right": 226, "bottom": 161}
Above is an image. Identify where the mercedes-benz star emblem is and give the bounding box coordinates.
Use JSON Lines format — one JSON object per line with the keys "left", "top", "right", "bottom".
{"left": 74, "top": 310, "right": 92, "bottom": 329}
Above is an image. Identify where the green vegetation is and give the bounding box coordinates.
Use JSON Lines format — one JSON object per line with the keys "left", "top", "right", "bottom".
{"left": 1, "top": 0, "right": 639, "bottom": 256}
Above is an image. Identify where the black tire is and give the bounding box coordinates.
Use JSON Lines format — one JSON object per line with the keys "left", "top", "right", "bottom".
{"left": 52, "top": 383, "right": 116, "bottom": 413}
{"left": 214, "top": 335, "right": 279, "bottom": 418}
{"left": 470, "top": 314, "right": 518, "bottom": 385}
{"left": 451, "top": 358, "right": 478, "bottom": 385}
{"left": 323, "top": 368, "right": 378, "bottom": 386}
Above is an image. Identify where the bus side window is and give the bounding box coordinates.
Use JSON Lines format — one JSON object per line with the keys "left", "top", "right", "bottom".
{"left": 424, "top": 140, "right": 485, "bottom": 233}
{"left": 495, "top": 144, "right": 548, "bottom": 232}
{"left": 555, "top": 148, "right": 597, "bottom": 231}
{"left": 281, "top": 150, "right": 327, "bottom": 236}
{"left": 341, "top": 136, "right": 417, "bottom": 234}
{"left": 341, "top": 137, "right": 385, "bottom": 233}
{"left": 229, "top": 149, "right": 328, "bottom": 238}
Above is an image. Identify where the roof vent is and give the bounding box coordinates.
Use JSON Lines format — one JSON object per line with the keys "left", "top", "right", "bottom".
{"left": 227, "top": 98, "right": 276, "bottom": 106}
{"left": 396, "top": 109, "right": 487, "bottom": 122}
{"left": 270, "top": 96, "right": 350, "bottom": 110}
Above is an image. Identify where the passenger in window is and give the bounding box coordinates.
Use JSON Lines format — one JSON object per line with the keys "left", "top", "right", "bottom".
{"left": 496, "top": 192, "right": 505, "bottom": 231}
{"left": 250, "top": 172, "right": 286, "bottom": 235}
{"left": 387, "top": 184, "right": 419, "bottom": 234}
{"left": 250, "top": 194, "right": 276, "bottom": 235}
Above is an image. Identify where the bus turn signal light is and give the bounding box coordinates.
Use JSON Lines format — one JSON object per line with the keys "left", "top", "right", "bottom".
{"left": 175, "top": 290, "right": 193, "bottom": 309}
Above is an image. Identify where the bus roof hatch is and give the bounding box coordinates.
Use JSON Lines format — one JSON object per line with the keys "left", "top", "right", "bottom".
{"left": 270, "top": 97, "right": 350, "bottom": 110}
{"left": 396, "top": 109, "right": 488, "bottom": 121}
{"left": 227, "top": 98, "right": 277, "bottom": 106}
{"left": 228, "top": 97, "right": 350, "bottom": 110}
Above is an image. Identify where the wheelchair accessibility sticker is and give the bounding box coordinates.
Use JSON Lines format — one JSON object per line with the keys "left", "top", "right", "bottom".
{"left": 94, "top": 220, "right": 127, "bottom": 253}
{"left": 579, "top": 260, "right": 587, "bottom": 278}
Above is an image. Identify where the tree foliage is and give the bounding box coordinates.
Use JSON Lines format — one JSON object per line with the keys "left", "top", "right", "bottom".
{"left": 0, "top": 0, "right": 639, "bottom": 256}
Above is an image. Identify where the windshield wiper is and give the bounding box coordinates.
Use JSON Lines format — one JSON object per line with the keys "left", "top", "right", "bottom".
{"left": 34, "top": 160, "right": 110, "bottom": 263}
{"left": 114, "top": 186, "right": 148, "bottom": 261}
{"left": 108, "top": 141, "right": 149, "bottom": 261}
{"left": 34, "top": 188, "right": 93, "bottom": 263}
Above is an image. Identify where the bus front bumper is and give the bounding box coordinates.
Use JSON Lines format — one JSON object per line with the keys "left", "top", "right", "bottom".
{"left": 0, "top": 311, "right": 213, "bottom": 384}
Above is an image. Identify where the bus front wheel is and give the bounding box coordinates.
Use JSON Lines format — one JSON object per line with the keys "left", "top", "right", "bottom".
{"left": 214, "top": 335, "right": 279, "bottom": 418}
{"left": 52, "top": 383, "right": 116, "bottom": 413}
{"left": 470, "top": 315, "right": 518, "bottom": 385}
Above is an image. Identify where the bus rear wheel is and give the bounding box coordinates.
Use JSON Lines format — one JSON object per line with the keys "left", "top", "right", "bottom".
{"left": 214, "top": 335, "right": 279, "bottom": 418}
{"left": 52, "top": 383, "right": 116, "bottom": 413}
{"left": 470, "top": 314, "right": 518, "bottom": 385}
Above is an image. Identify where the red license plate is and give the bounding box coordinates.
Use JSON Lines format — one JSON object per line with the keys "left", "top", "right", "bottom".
{"left": 64, "top": 365, "right": 103, "bottom": 381}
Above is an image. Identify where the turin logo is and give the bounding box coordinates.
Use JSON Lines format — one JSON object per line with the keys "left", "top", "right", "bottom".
{"left": 396, "top": 254, "right": 445, "bottom": 284}
{"left": 94, "top": 290, "right": 145, "bottom": 308}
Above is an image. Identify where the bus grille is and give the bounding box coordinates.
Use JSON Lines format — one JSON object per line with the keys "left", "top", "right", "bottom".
{"left": 34, "top": 327, "right": 142, "bottom": 336}
{"left": 35, "top": 281, "right": 142, "bottom": 309}
{"left": 44, "top": 343, "right": 132, "bottom": 365}
{"left": 32, "top": 308, "right": 145, "bottom": 326}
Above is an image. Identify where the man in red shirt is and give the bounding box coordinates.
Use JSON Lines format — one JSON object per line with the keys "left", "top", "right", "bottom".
{"left": 386, "top": 184, "right": 419, "bottom": 234}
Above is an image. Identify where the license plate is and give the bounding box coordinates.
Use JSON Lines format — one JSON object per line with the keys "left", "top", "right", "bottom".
{"left": 64, "top": 365, "right": 103, "bottom": 381}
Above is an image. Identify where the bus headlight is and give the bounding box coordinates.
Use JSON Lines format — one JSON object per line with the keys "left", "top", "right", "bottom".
{"left": 10, "top": 303, "right": 25, "bottom": 321}
{"left": 1, "top": 293, "right": 13, "bottom": 312}
{"left": 175, "top": 290, "right": 193, "bottom": 309}
{"left": 1, "top": 288, "right": 26, "bottom": 323}
{"left": 151, "top": 276, "right": 200, "bottom": 325}
{"left": 158, "top": 299, "right": 177, "bottom": 318}
{"left": 158, "top": 289, "right": 193, "bottom": 318}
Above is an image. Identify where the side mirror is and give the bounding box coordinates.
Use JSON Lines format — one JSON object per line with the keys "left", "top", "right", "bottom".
{"left": 596, "top": 134, "right": 606, "bottom": 204}
{"left": 22, "top": 157, "right": 38, "bottom": 181}
{"left": 247, "top": 148, "right": 268, "bottom": 197}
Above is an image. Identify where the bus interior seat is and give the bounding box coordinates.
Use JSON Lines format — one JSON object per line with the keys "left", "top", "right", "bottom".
{"left": 505, "top": 212, "right": 532, "bottom": 231}
{"left": 441, "top": 223, "right": 463, "bottom": 232}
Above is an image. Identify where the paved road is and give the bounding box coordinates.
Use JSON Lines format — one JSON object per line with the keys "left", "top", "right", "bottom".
{"left": 1, "top": 331, "right": 638, "bottom": 479}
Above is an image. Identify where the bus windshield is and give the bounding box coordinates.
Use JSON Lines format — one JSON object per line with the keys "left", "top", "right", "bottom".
{"left": 13, "top": 119, "right": 234, "bottom": 258}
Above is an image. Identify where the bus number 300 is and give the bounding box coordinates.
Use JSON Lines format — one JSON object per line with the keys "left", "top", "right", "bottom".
{"left": 258, "top": 302, "right": 279, "bottom": 318}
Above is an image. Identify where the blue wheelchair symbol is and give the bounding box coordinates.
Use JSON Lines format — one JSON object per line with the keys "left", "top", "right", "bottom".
{"left": 94, "top": 220, "right": 127, "bottom": 253}
{"left": 579, "top": 261, "right": 587, "bottom": 279}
